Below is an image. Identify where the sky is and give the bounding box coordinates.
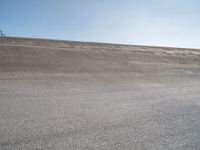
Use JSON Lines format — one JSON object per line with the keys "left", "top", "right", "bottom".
{"left": 1, "top": 0, "right": 200, "bottom": 48}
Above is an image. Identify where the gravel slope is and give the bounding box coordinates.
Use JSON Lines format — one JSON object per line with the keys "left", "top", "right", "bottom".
{"left": 0, "top": 37, "right": 200, "bottom": 150}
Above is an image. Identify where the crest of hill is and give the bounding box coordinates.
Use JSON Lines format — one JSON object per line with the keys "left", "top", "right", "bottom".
{"left": 0, "top": 37, "right": 200, "bottom": 73}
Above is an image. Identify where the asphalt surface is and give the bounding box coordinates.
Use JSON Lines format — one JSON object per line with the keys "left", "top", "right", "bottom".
{"left": 0, "top": 37, "right": 200, "bottom": 150}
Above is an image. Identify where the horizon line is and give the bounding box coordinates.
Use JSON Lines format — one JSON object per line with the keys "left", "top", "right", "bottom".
{"left": 1, "top": 35, "right": 200, "bottom": 51}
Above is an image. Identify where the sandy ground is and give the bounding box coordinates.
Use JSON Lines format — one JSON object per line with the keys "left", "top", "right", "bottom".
{"left": 0, "top": 37, "right": 200, "bottom": 150}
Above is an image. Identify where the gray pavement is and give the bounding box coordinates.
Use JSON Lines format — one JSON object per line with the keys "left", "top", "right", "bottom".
{"left": 0, "top": 37, "right": 200, "bottom": 150}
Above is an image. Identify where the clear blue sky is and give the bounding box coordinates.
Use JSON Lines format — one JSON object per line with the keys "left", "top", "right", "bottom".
{"left": 1, "top": 0, "right": 200, "bottom": 48}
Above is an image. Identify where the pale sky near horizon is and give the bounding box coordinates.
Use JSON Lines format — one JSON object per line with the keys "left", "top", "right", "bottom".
{"left": 1, "top": 0, "right": 200, "bottom": 48}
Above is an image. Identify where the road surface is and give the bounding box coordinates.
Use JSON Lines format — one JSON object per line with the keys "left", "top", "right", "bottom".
{"left": 0, "top": 37, "right": 200, "bottom": 150}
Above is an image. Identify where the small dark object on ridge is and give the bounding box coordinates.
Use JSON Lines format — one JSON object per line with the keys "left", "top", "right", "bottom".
{"left": 0, "top": 27, "right": 6, "bottom": 36}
